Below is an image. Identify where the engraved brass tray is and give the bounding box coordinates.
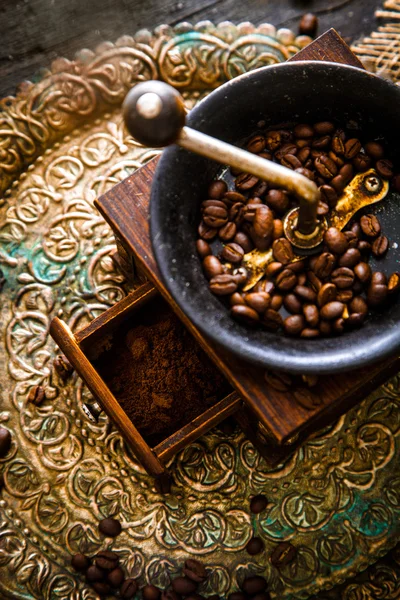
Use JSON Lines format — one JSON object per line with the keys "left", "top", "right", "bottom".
{"left": 0, "top": 18, "right": 399, "bottom": 600}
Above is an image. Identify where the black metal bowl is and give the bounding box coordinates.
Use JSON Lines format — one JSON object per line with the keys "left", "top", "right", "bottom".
{"left": 150, "top": 61, "right": 400, "bottom": 374}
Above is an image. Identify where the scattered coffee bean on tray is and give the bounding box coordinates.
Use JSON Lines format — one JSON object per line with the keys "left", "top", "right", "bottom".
{"left": 250, "top": 494, "right": 268, "bottom": 514}
{"left": 53, "top": 354, "right": 73, "bottom": 381}
{"left": 121, "top": 579, "right": 138, "bottom": 599}
{"left": 143, "top": 584, "right": 162, "bottom": 600}
{"left": 98, "top": 517, "right": 122, "bottom": 537}
{"left": 71, "top": 553, "right": 91, "bottom": 571}
{"left": 241, "top": 575, "right": 268, "bottom": 595}
{"left": 184, "top": 558, "right": 207, "bottom": 583}
{"left": 171, "top": 576, "right": 198, "bottom": 595}
{"left": 299, "top": 13, "right": 318, "bottom": 37}
{"left": 27, "top": 385, "right": 46, "bottom": 406}
{"left": 196, "top": 120, "right": 399, "bottom": 339}
{"left": 246, "top": 536, "right": 265, "bottom": 555}
{"left": 0, "top": 427, "right": 11, "bottom": 458}
{"left": 270, "top": 541, "right": 297, "bottom": 568}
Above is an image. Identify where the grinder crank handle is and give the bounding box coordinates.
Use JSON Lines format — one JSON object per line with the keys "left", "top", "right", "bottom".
{"left": 122, "top": 80, "right": 321, "bottom": 237}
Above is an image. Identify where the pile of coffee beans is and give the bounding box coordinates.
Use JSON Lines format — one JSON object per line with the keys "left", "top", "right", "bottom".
{"left": 196, "top": 121, "right": 400, "bottom": 338}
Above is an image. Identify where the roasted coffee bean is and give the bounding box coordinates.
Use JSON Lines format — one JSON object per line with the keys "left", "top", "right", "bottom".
{"left": 307, "top": 271, "right": 322, "bottom": 292}
{"left": 143, "top": 585, "right": 162, "bottom": 600}
{"left": 339, "top": 248, "right": 361, "bottom": 268}
{"left": 365, "top": 141, "right": 384, "bottom": 160}
{"left": 266, "top": 189, "right": 289, "bottom": 213}
{"left": 270, "top": 294, "right": 283, "bottom": 311}
{"left": 350, "top": 296, "right": 368, "bottom": 316}
{"left": 208, "top": 180, "right": 227, "bottom": 199}
{"left": 28, "top": 384, "right": 45, "bottom": 406}
{"left": 198, "top": 220, "right": 217, "bottom": 240}
{"left": 0, "top": 428, "right": 11, "bottom": 458}
{"left": 196, "top": 239, "right": 212, "bottom": 259}
{"left": 92, "top": 582, "right": 111, "bottom": 596}
{"left": 242, "top": 576, "right": 268, "bottom": 595}
{"left": 284, "top": 293, "right": 303, "bottom": 314}
{"left": 107, "top": 567, "right": 125, "bottom": 587}
{"left": 298, "top": 147, "right": 311, "bottom": 164}
{"left": 219, "top": 222, "right": 237, "bottom": 242}
{"left": 247, "top": 134, "right": 266, "bottom": 154}
{"left": 360, "top": 214, "right": 381, "bottom": 237}
{"left": 161, "top": 592, "right": 180, "bottom": 600}
{"left": 234, "top": 231, "right": 253, "bottom": 253}
{"left": 313, "top": 121, "right": 334, "bottom": 136}
{"left": 270, "top": 542, "right": 297, "bottom": 568}
{"left": 252, "top": 206, "right": 274, "bottom": 248}
{"left": 252, "top": 180, "right": 269, "bottom": 197}
{"left": 358, "top": 240, "right": 371, "bottom": 254}
{"left": 53, "top": 355, "right": 73, "bottom": 381}
{"left": 184, "top": 558, "right": 207, "bottom": 583}
{"left": 372, "top": 271, "right": 387, "bottom": 285}
{"left": 172, "top": 577, "right": 198, "bottom": 595}
{"left": 315, "top": 155, "right": 337, "bottom": 179}
{"left": 71, "top": 553, "right": 90, "bottom": 571}
{"left": 350, "top": 221, "right": 362, "bottom": 238}
{"left": 245, "top": 292, "right": 271, "bottom": 314}
{"left": 301, "top": 328, "right": 320, "bottom": 338}
{"left": 317, "top": 283, "right": 337, "bottom": 306}
{"left": 344, "top": 138, "right": 362, "bottom": 160}
{"left": 235, "top": 172, "right": 259, "bottom": 190}
{"left": 263, "top": 308, "right": 283, "bottom": 331}
{"left": 232, "top": 267, "right": 248, "bottom": 286}
{"left": 231, "top": 304, "right": 259, "bottom": 325}
{"left": 353, "top": 152, "right": 371, "bottom": 172}
{"left": 265, "top": 131, "right": 282, "bottom": 152}
{"left": 98, "top": 517, "right": 122, "bottom": 537}
{"left": 281, "top": 153, "right": 302, "bottom": 170}
{"left": 332, "top": 133, "right": 345, "bottom": 155}
{"left": 250, "top": 494, "right": 268, "bottom": 514}
{"left": 328, "top": 150, "right": 345, "bottom": 167}
{"left": 230, "top": 203, "right": 245, "bottom": 225}
{"left": 372, "top": 235, "right": 389, "bottom": 257}
{"left": 203, "top": 204, "right": 228, "bottom": 228}
{"left": 319, "top": 320, "right": 332, "bottom": 336}
{"left": 209, "top": 274, "right": 238, "bottom": 296}
{"left": 312, "top": 135, "right": 331, "bottom": 149}
{"left": 287, "top": 260, "right": 306, "bottom": 273}
{"left": 296, "top": 138, "right": 311, "bottom": 149}
{"left": 299, "top": 12, "right": 318, "bottom": 36}
{"left": 273, "top": 219, "right": 284, "bottom": 239}
{"left": 376, "top": 159, "right": 394, "bottom": 179}
{"left": 344, "top": 230, "right": 359, "bottom": 248}
{"left": 273, "top": 238, "right": 294, "bottom": 264}
{"left": 317, "top": 201, "right": 329, "bottom": 216}
{"left": 223, "top": 191, "right": 246, "bottom": 205}
{"left": 275, "top": 142, "right": 297, "bottom": 160}
{"left": 331, "top": 267, "right": 354, "bottom": 289}
{"left": 246, "top": 536, "right": 265, "bottom": 555}
{"left": 86, "top": 565, "right": 106, "bottom": 583}
{"left": 121, "top": 579, "right": 139, "bottom": 599}
{"left": 221, "top": 243, "right": 244, "bottom": 264}
{"left": 319, "top": 185, "right": 338, "bottom": 207}
{"left": 294, "top": 285, "right": 317, "bottom": 303}
{"left": 332, "top": 317, "right": 345, "bottom": 333}
{"left": 230, "top": 292, "right": 246, "bottom": 306}
{"left": 296, "top": 167, "right": 315, "bottom": 180}
{"left": 201, "top": 198, "right": 227, "bottom": 211}
{"left": 266, "top": 261, "right": 283, "bottom": 278}
{"left": 320, "top": 301, "right": 345, "bottom": 320}
{"left": 276, "top": 269, "right": 297, "bottom": 291}
{"left": 284, "top": 315, "right": 305, "bottom": 336}
{"left": 95, "top": 550, "right": 119, "bottom": 571}
{"left": 265, "top": 370, "right": 292, "bottom": 391}
{"left": 312, "top": 252, "right": 336, "bottom": 279}
{"left": 336, "top": 289, "right": 353, "bottom": 303}
{"left": 303, "top": 304, "right": 319, "bottom": 327}
{"left": 339, "top": 162, "right": 354, "bottom": 184}
{"left": 203, "top": 256, "right": 223, "bottom": 280}
{"left": 367, "top": 282, "right": 388, "bottom": 307}
{"left": 324, "top": 227, "right": 348, "bottom": 254}
{"left": 346, "top": 312, "right": 366, "bottom": 328}
{"left": 255, "top": 280, "right": 275, "bottom": 294}
{"left": 330, "top": 174, "right": 346, "bottom": 194}
{"left": 294, "top": 124, "right": 314, "bottom": 139}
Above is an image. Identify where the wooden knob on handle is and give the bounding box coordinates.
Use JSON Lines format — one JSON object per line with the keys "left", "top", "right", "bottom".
{"left": 123, "top": 81, "right": 186, "bottom": 147}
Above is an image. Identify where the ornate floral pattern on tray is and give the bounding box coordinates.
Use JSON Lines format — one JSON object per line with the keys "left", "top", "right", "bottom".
{"left": 0, "top": 17, "right": 400, "bottom": 600}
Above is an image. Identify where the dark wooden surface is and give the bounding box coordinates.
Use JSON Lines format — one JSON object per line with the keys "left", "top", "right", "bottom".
{"left": 1, "top": 0, "right": 382, "bottom": 99}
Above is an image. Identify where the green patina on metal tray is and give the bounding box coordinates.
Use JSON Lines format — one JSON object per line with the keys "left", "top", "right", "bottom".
{"left": 0, "top": 17, "right": 399, "bottom": 600}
